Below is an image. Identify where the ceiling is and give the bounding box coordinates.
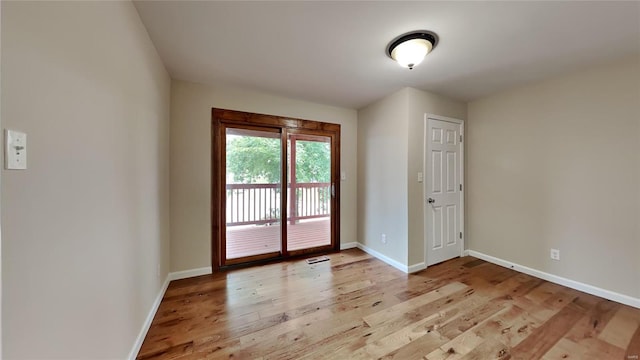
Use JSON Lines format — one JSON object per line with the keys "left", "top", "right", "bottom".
{"left": 134, "top": 1, "right": 640, "bottom": 109}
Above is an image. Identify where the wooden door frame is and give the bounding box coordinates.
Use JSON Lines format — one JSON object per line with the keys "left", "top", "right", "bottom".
{"left": 423, "top": 113, "right": 465, "bottom": 267}
{"left": 212, "top": 108, "right": 341, "bottom": 270}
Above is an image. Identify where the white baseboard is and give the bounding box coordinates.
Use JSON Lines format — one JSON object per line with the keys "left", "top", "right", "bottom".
{"left": 340, "top": 242, "right": 358, "bottom": 250}
{"left": 352, "top": 243, "right": 425, "bottom": 274}
{"left": 128, "top": 266, "right": 213, "bottom": 359}
{"left": 356, "top": 243, "right": 410, "bottom": 273}
{"left": 407, "top": 262, "right": 427, "bottom": 273}
{"left": 128, "top": 276, "right": 170, "bottom": 360}
{"left": 466, "top": 250, "right": 640, "bottom": 309}
{"left": 168, "top": 266, "right": 213, "bottom": 281}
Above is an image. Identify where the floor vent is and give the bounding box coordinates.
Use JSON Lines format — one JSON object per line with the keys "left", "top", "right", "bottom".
{"left": 306, "top": 256, "right": 330, "bottom": 264}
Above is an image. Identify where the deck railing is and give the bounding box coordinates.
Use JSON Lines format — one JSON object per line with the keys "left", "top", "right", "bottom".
{"left": 226, "top": 182, "right": 330, "bottom": 226}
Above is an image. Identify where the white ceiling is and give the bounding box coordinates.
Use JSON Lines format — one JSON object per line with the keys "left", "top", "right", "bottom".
{"left": 134, "top": 1, "right": 640, "bottom": 109}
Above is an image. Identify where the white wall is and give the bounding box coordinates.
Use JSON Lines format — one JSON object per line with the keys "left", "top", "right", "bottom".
{"left": 0, "top": 2, "right": 3, "bottom": 355}
{"left": 357, "top": 89, "right": 410, "bottom": 266}
{"left": 467, "top": 55, "right": 640, "bottom": 300}
{"left": 1, "top": 2, "right": 171, "bottom": 358}
{"left": 170, "top": 80, "right": 358, "bottom": 272}
{"left": 357, "top": 87, "right": 466, "bottom": 269}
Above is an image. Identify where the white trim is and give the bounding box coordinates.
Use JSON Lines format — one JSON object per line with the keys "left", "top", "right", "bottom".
{"left": 424, "top": 114, "right": 465, "bottom": 266}
{"left": 407, "top": 262, "right": 427, "bottom": 273}
{"left": 128, "top": 276, "right": 170, "bottom": 360}
{"left": 128, "top": 265, "right": 214, "bottom": 359}
{"left": 349, "top": 243, "right": 427, "bottom": 274}
{"left": 168, "top": 266, "right": 213, "bottom": 281}
{"left": 356, "top": 243, "right": 409, "bottom": 273}
{"left": 340, "top": 242, "right": 358, "bottom": 250}
{"left": 466, "top": 250, "right": 640, "bottom": 309}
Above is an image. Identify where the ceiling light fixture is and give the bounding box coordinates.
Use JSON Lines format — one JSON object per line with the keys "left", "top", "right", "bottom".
{"left": 387, "top": 31, "right": 438, "bottom": 70}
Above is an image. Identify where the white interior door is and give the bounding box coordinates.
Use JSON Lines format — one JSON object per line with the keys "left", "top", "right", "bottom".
{"left": 425, "top": 115, "right": 464, "bottom": 266}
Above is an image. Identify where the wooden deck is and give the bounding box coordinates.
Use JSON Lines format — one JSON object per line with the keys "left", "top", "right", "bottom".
{"left": 137, "top": 249, "right": 640, "bottom": 359}
{"left": 226, "top": 217, "right": 330, "bottom": 259}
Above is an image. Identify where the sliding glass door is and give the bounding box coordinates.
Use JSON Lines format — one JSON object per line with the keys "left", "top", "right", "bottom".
{"left": 213, "top": 109, "right": 340, "bottom": 268}
{"left": 287, "top": 133, "right": 332, "bottom": 254}
{"left": 225, "top": 127, "right": 282, "bottom": 263}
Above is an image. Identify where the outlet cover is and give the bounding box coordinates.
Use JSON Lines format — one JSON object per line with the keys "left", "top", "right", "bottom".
{"left": 550, "top": 248, "right": 560, "bottom": 261}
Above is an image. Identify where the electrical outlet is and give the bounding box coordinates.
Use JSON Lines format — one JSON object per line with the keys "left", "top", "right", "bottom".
{"left": 550, "top": 248, "right": 560, "bottom": 261}
{"left": 381, "top": 233, "right": 387, "bottom": 244}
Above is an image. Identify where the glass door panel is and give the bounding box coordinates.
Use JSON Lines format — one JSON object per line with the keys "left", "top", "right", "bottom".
{"left": 213, "top": 108, "right": 340, "bottom": 269}
{"left": 225, "top": 127, "right": 282, "bottom": 262}
{"left": 287, "top": 134, "right": 332, "bottom": 252}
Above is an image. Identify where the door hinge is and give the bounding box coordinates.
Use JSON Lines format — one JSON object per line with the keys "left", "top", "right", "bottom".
{"left": 459, "top": 232, "right": 462, "bottom": 239}
{"left": 459, "top": 184, "right": 462, "bottom": 191}
{"left": 460, "top": 134, "right": 463, "bottom": 142}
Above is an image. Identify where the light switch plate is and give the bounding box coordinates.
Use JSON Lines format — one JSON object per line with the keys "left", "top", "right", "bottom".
{"left": 5, "top": 129, "right": 27, "bottom": 170}
{"left": 340, "top": 171, "right": 346, "bottom": 181}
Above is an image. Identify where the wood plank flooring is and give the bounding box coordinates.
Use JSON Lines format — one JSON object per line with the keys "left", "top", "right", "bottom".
{"left": 137, "top": 249, "right": 640, "bottom": 360}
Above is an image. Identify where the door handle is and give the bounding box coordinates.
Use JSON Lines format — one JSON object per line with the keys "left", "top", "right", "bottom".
{"left": 427, "top": 198, "right": 435, "bottom": 204}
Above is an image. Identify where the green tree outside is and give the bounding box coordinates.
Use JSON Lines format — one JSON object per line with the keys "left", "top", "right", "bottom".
{"left": 293, "top": 140, "right": 330, "bottom": 183}
{"left": 226, "top": 136, "right": 330, "bottom": 184}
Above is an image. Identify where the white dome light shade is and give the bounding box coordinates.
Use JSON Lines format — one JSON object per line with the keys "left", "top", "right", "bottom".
{"left": 387, "top": 31, "right": 438, "bottom": 70}
{"left": 390, "top": 39, "right": 432, "bottom": 69}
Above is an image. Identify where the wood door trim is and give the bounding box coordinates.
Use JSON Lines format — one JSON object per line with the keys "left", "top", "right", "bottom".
{"left": 280, "top": 129, "right": 289, "bottom": 258}
{"left": 213, "top": 108, "right": 341, "bottom": 132}
{"left": 212, "top": 108, "right": 341, "bottom": 270}
{"left": 224, "top": 251, "right": 281, "bottom": 266}
{"left": 287, "top": 244, "right": 336, "bottom": 257}
{"left": 211, "top": 117, "right": 221, "bottom": 271}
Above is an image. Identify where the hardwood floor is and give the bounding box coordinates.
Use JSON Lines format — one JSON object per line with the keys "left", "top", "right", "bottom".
{"left": 137, "top": 249, "right": 640, "bottom": 359}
